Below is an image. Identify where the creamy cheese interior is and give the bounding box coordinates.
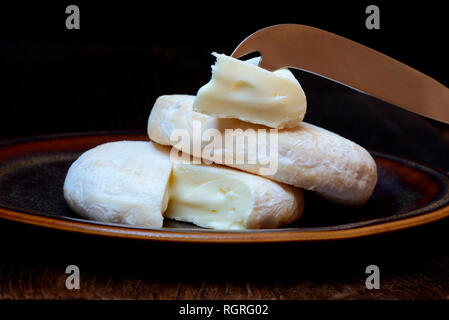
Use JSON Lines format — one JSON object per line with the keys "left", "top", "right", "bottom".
{"left": 192, "top": 53, "right": 307, "bottom": 129}
{"left": 165, "top": 163, "right": 253, "bottom": 230}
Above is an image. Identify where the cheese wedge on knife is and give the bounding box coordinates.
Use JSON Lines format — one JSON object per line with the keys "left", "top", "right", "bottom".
{"left": 192, "top": 53, "right": 307, "bottom": 129}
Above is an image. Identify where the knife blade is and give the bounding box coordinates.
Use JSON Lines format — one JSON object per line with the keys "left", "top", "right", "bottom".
{"left": 231, "top": 24, "right": 449, "bottom": 124}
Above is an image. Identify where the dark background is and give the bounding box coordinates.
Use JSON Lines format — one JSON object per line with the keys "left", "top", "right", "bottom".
{"left": 1, "top": 1, "right": 449, "bottom": 168}
{"left": 1, "top": 1, "right": 449, "bottom": 301}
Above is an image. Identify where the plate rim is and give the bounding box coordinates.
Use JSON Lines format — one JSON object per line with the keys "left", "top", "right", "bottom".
{"left": 1, "top": 204, "right": 449, "bottom": 243}
{"left": 1, "top": 132, "right": 449, "bottom": 243}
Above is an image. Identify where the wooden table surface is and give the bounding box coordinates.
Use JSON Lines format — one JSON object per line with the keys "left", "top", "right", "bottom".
{"left": 1, "top": 215, "right": 449, "bottom": 300}
{"left": 1, "top": 44, "right": 449, "bottom": 300}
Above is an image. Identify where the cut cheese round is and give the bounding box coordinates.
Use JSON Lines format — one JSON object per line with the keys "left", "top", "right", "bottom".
{"left": 64, "top": 140, "right": 304, "bottom": 230}
{"left": 63, "top": 141, "right": 172, "bottom": 228}
{"left": 148, "top": 94, "right": 377, "bottom": 206}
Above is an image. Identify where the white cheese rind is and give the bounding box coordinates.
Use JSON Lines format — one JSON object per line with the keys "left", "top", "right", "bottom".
{"left": 192, "top": 53, "right": 307, "bottom": 129}
{"left": 63, "top": 141, "right": 172, "bottom": 228}
{"left": 148, "top": 95, "right": 378, "bottom": 206}
{"left": 166, "top": 162, "right": 304, "bottom": 230}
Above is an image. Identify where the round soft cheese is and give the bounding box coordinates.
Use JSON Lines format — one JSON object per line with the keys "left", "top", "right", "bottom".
{"left": 63, "top": 141, "right": 172, "bottom": 228}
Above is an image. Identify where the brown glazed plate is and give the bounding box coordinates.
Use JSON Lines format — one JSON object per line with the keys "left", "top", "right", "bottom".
{"left": 0, "top": 132, "right": 449, "bottom": 243}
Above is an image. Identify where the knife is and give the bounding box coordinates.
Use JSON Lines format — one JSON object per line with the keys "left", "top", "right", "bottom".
{"left": 231, "top": 24, "right": 449, "bottom": 124}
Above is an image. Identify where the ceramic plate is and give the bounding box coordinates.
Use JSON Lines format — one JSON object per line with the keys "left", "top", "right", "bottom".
{"left": 1, "top": 132, "right": 449, "bottom": 243}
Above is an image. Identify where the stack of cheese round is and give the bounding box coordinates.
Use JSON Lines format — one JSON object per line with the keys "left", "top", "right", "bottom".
{"left": 64, "top": 53, "right": 377, "bottom": 230}
{"left": 149, "top": 54, "right": 377, "bottom": 207}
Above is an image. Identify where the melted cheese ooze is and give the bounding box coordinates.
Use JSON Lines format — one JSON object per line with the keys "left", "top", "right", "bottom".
{"left": 166, "top": 163, "right": 253, "bottom": 230}
{"left": 192, "top": 53, "right": 307, "bottom": 129}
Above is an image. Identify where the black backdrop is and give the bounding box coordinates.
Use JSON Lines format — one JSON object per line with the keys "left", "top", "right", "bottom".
{"left": 2, "top": 0, "right": 449, "bottom": 303}
{"left": 1, "top": 1, "right": 449, "bottom": 170}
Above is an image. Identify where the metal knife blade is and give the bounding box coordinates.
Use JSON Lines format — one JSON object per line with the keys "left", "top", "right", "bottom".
{"left": 231, "top": 24, "right": 449, "bottom": 124}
